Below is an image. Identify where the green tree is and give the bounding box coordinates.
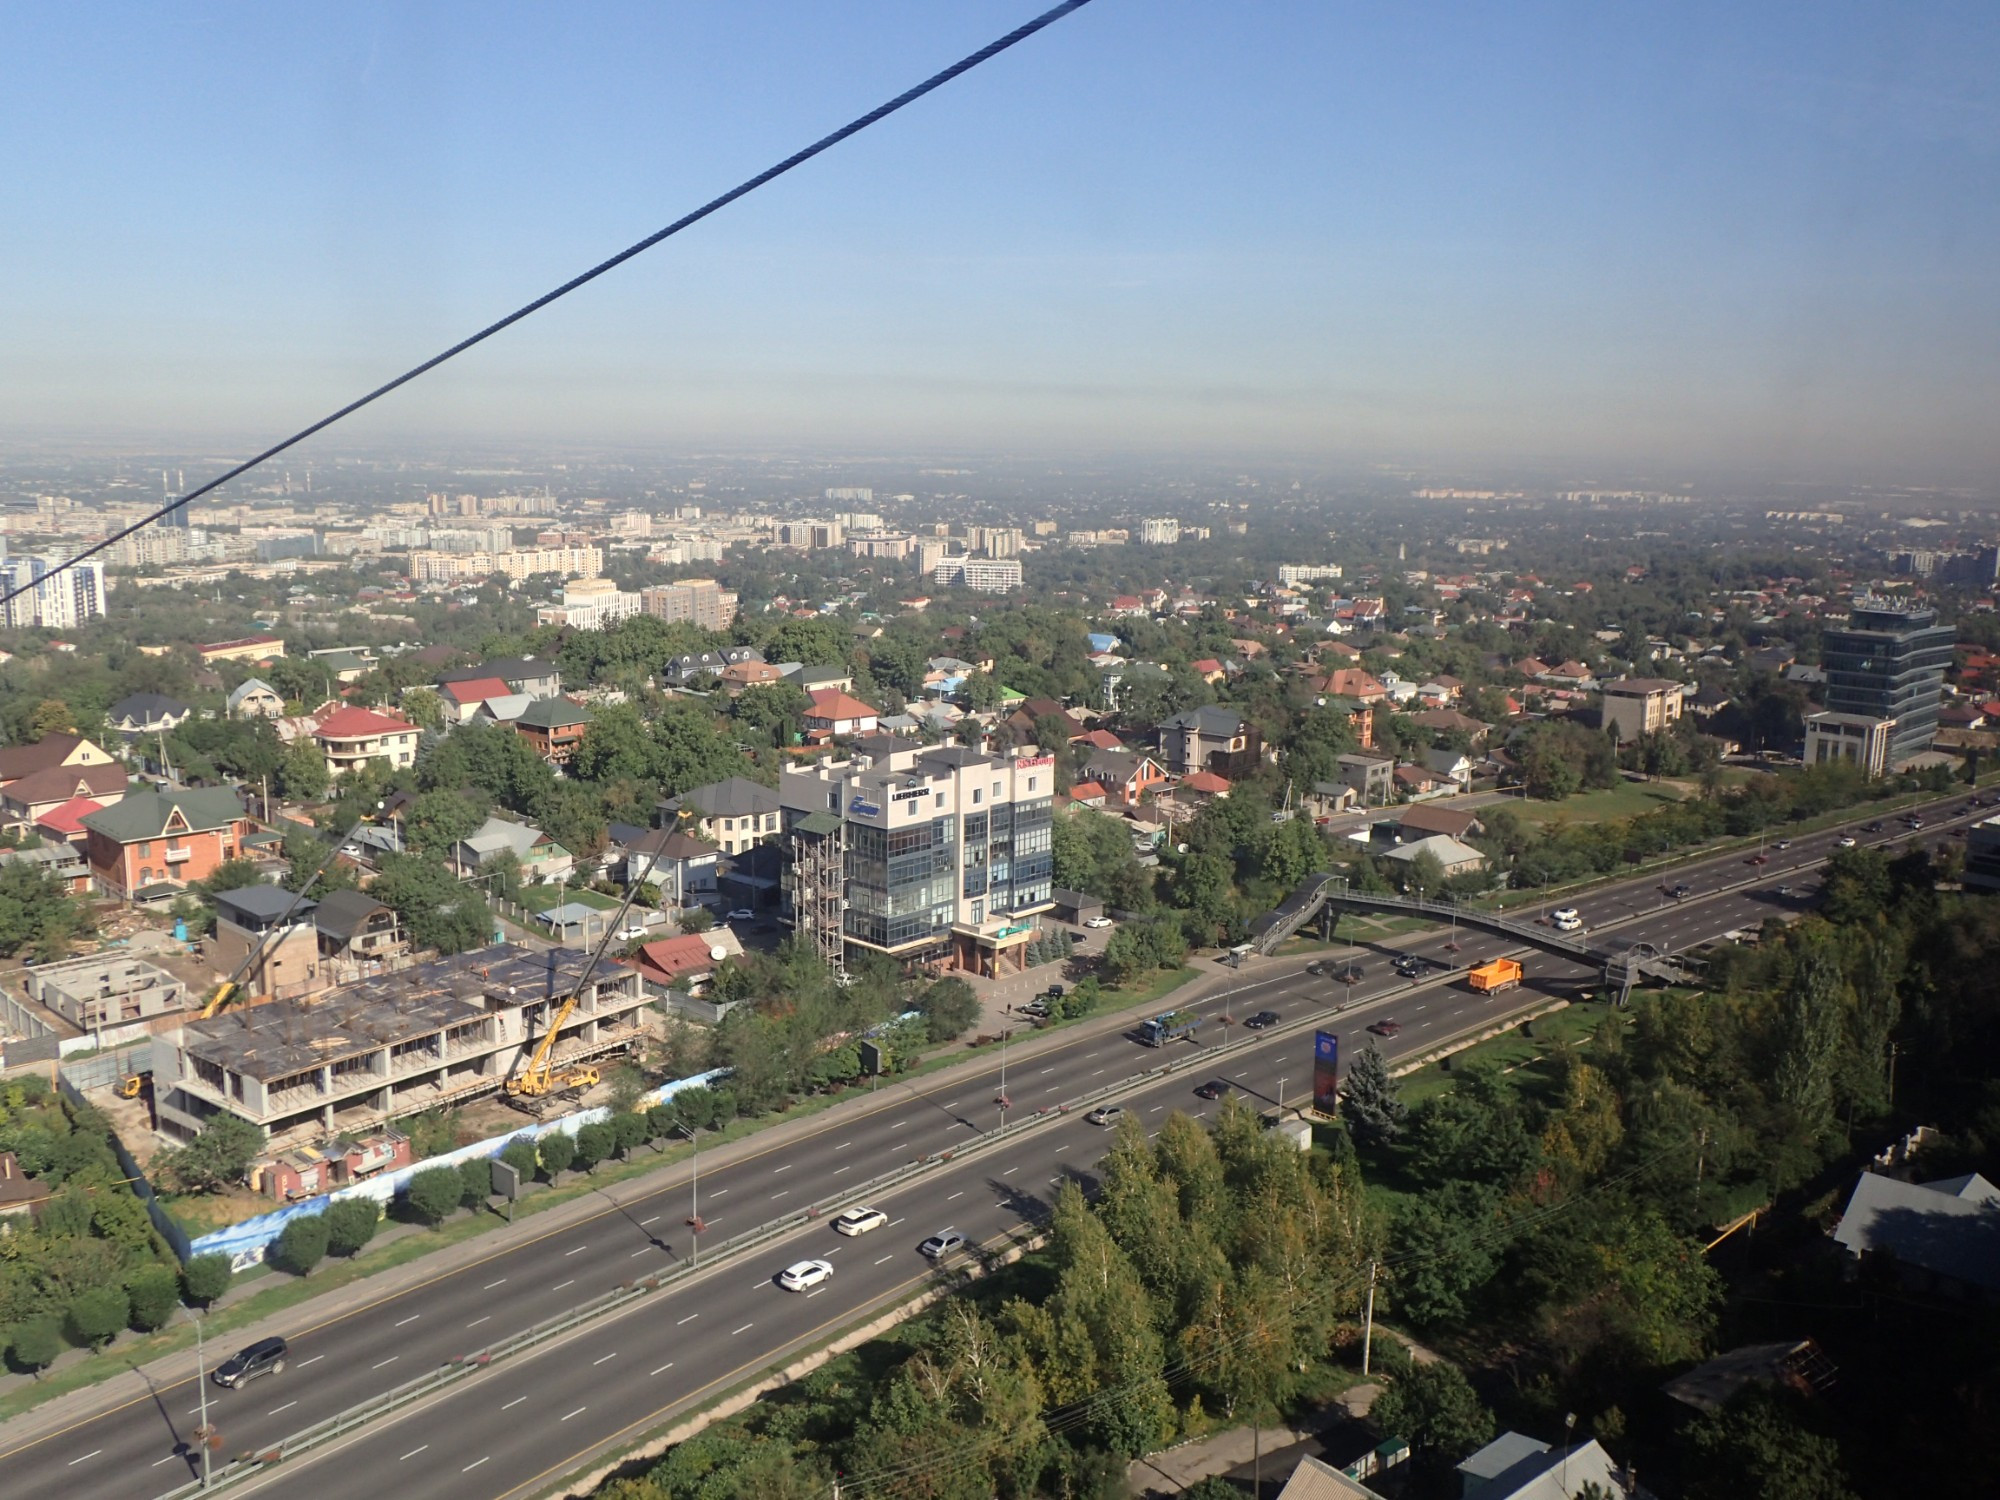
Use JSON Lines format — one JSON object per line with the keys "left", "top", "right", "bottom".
{"left": 28, "top": 698, "right": 76, "bottom": 738}
{"left": 459, "top": 1157, "right": 495, "bottom": 1209}
{"left": 275, "top": 1212, "right": 330, "bottom": 1276}
{"left": 7, "top": 1317, "right": 62, "bottom": 1378}
{"left": 611, "top": 1112, "right": 651, "bottom": 1159}
{"left": 1340, "top": 1042, "right": 1408, "bottom": 1145}
{"left": 1681, "top": 1388, "right": 1856, "bottom": 1500}
{"left": 323, "top": 1197, "right": 382, "bottom": 1256}
{"left": 538, "top": 1131, "right": 576, "bottom": 1182}
{"left": 1370, "top": 1360, "right": 1495, "bottom": 1463}
{"left": 156, "top": 1114, "right": 264, "bottom": 1194}
{"left": 500, "top": 1137, "right": 541, "bottom": 1185}
{"left": 278, "top": 736, "right": 330, "bottom": 801}
{"left": 573, "top": 1121, "right": 615, "bottom": 1174}
{"left": 765, "top": 618, "right": 851, "bottom": 667}
{"left": 124, "top": 1264, "right": 182, "bottom": 1332}
{"left": 371, "top": 852, "right": 492, "bottom": 955}
{"left": 400, "top": 686, "right": 444, "bottom": 730}
{"left": 181, "top": 1253, "right": 232, "bottom": 1307}
{"left": 915, "top": 977, "right": 982, "bottom": 1042}
{"left": 1773, "top": 925, "right": 1848, "bottom": 1138}
{"left": 679, "top": 905, "right": 715, "bottom": 934}
{"left": 405, "top": 1166, "right": 464, "bottom": 1228}
{"left": 404, "top": 789, "right": 485, "bottom": 856}
{"left": 67, "top": 1286, "right": 131, "bottom": 1351}
{"left": 1391, "top": 1181, "right": 1506, "bottom": 1326}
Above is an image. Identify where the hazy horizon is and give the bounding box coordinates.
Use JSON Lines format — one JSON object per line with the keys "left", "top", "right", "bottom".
{"left": 5, "top": 3, "right": 1998, "bottom": 487}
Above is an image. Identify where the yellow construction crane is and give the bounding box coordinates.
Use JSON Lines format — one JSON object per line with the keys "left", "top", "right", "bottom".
{"left": 505, "top": 993, "right": 599, "bottom": 1097}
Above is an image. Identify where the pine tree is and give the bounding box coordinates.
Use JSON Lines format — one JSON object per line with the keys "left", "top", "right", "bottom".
{"left": 1340, "top": 1041, "right": 1408, "bottom": 1145}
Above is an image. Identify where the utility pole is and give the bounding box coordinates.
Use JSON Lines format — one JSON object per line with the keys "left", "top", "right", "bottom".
{"left": 1695, "top": 1127, "right": 1708, "bottom": 1187}
{"left": 1361, "top": 1259, "right": 1378, "bottom": 1375}
{"left": 1887, "top": 1041, "right": 1899, "bottom": 1103}
{"left": 192, "top": 1307, "right": 212, "bottom": 1489}
{"left": 676, "top": 1124, "right": 701, "bottom": 1266}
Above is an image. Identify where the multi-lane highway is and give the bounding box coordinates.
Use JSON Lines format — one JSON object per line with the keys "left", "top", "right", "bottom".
{"left": 1, "top": 792, "right": 1984, "bottom": 1500}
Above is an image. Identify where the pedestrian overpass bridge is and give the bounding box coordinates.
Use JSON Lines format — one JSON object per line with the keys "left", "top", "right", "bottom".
{"left": 1251, "top": 873, "right": 1691, "bottom": 1000}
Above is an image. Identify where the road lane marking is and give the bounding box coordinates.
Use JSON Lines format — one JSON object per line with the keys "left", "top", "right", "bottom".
{"left": 947, "top": 1190, "right": 964, "bottom": 1201}
{"left": 564, "top": 1244, "right": 588, "bottom": 1256}
{"left": 875, "top": 1254, "right": 894, "bottom": 1265}
{"left": 640, "top": 1214, "right": 660, "bottom": 1226}
{"left": 1003, "top": 1164, "right": 1019, "bottom": 1174}
{"left": 395, "top": 1314, "right": 420, "bottom": 1326}
{"left": 1091, "top": 1069, "right": 1104, "bottom": 1076}
{"left": 68, "top": 1450, "right": 101, "bottom": 1466}
{"left": 467, "top": 1315, "right": 491, "bottom": 1328}
{"left": 889, "top": 1217, "right": 905, "bottom": 1226}
{"left": 483, "top": 1278, "right": 508, "bottom": 1289}
{"left": 808, "top": 1288, "right": 824, "bottom": 1298}
{"left": 401, "top": 1445, "right": 428, "bottom": 1461}
{"left": 710, "top": 1188, "right": 730, "bottom": 1197}
{"left": 836, "top": 1140, "right": 853, "bottom": 1149}
{"left": 593, "top": 1352, "right": 618, "bottom": 1366}
{"left": 890, "top": 1142, "right": 907, "bottom": 1152}
{"left": 464, "top": 1457, "right": 490, "bottom": 1473}
{"left": 152, "top": 1455, "right": 179, "bottom": 1468}
{"left": 771, "top": 1190, "right": 789, "bottom": 1199}
{"left": 1039, "top": 1066, "right": 1056, "bottom": 1074}
{"left": 561, "top": 1407, "right": 586, "bottom": 1422}
{"left": 553, "top": 1279, "right": 575, "bottom": 1292}
{"left": 299, "top": 1354, "right": 324, "bottom": 1367}
{"left": 731, "top": 1322, "right": 755, "bottom": 1336}
{"left": 651, "top": 1361, "right": 674, "bottom": 1375}
{"left": 268, "top": 1400, "right": 297, "bottom": 1416}
{"left": 1149, "top": 1105, "right": 1163, "bottom": 1113}
{"left": 834, "top": 1165, "right": 852, "bottom": 1174}
{"left": 503, "top": 1396, "right": 528, "bottom": 1410}
{"left": 373, "top": 1356, "right": 398, "bottom": 1369}
{"left": 678, "top": 1313, "right": 700, "bottom": 1325}
{"left": 773, "top": 1163, "right": 794, "bottom": 1174}
{"left": 631, "top": 1247, "right": 654, "bottom": 1257}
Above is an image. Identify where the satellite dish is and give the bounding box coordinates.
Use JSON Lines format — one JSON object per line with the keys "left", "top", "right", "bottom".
{"left": 709, "top": 945, "right": 728, "bottom": 963}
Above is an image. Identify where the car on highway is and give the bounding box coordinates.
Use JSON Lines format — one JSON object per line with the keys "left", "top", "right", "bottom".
{"left": 1775, "top": 885, "right": 1792, "bottom": 898}
{"left": 1865, "top": 821, "right": 1885, "bottom": 832}
{"left": 832, "top": 1206, "right": 888, "bottom": 1237}
{"left": 1905, "top": 817, "right": 1925, "bottom": 830}
{"left": 1335, "top": 963, "right": 1365, "bottom": 983}
{"left": 1775, "top": 839, "right": 1791, "bottom": 850}
{"left": 1670, "top": 883, "right": 1693, "bottom": 899}
{"left": 1366, "top": 1019, "right": 1402, "bottom": 1037}
{"left": 1194, "top": 1079, "right": 1230, "bottom": 1100}
{"left": 213, "top": 1336, "right": 287, "bottom": 1388}
{"left": 919, "top": 1229, "right": 968, "bottom": 1260}
{"left": 726, "top": 908, "right": 755, "bottom": 922}
{"left": 1243, "top": 1010, "right": 1281, "bottom": 1029}
{"left": 1084, "top": 1105, "right": 1125, "bottom": 1126}
{"left": 1551, "top": 906, "right": 1584, "bottom": 932}
{"left": 1084, "top": 916, "right": 1114, "bottom": 929}
{"left": 1747, "top": 853, "right": 1770, "bottom": 865}
{"left": 1394, "top": 957, "right": 1422, "bottom": 977}
{"left": 777, "top": 1258, "right": 834, "bottom": 1292}
{"left": 1837, "top": 835, "right": 1857, "bottom": 848}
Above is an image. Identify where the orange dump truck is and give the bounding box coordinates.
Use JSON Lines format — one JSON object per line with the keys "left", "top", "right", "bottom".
{"left": 1467, "top": 958, "right": 1523, "bottom": 994}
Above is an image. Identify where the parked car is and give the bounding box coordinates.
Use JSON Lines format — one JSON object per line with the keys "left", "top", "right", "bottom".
{"left": 1243, "top": 1010, "right": 1280, "bottom": 1030}
{"left": 1044, "top": 984, "right": 1066, "bottom": 1000}
{"left": 832, "top": 1206, "right": 888, "bottom": 1237}
{"left": 1194, "top": 1079, "right": 1230, "bottom": 1100}
{"left": 1367, "top": 1019, "right": 1402, "bottom": 1038}
{"left": 1084, "top": 916, "right": 1114, "bottom": 929}
{"left": 919, "top": 1229, "right": 968, "bottom": 1260}
{"left": 726, "top": 908, "right": 755, "bottom": 922}
{"left": 777, "top": 1259, "right": 833, "bottom": 1292}
{"left": 213, "top": 1337, "right": 288, "bottom": 1389}
{"left": 1084, "top": 1105, "right": 1124, "bottom": 1126}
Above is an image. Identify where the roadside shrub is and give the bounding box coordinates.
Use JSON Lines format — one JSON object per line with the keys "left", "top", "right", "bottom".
{"left": 538, "top": 1131, "right": 576, "bottom": 1182}
{"left": 572, "top": 1121, "right": 614, "bottom": 1174}
{"left": 500, "top": 1137, "right": 540, "bottom": 1184}
{"left": 7, "top": 1318, "right": 62, "bottom": 1378}
{"left": 323, "top": 1197, "right": 382, "bottom": 1257}
{"left": 459, "top": 1156, "right": 495, "bottom": 1208}
{"left": 181, "top": 1252, "right": 232, "bottom": 1307}
{"left": 275, "top": 1212, "right": 329, "bottom": 1276}
{"left": 611, "top": 1112, "right": 650, "bottom": 1159}
{"left": 68, "top": 1286, "right": 130, "bottom": 1350}
{"left": 405, "top": 1165, "right": 463, "bottom": 1228}
{"left": 125, "top": 1264, "right": 182, "bottom": 1331}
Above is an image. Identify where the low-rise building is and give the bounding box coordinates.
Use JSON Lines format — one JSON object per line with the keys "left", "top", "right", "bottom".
{"left": 1599, "top": 676, "right": 1686, "bottom": 743}
{"left": 1157, "top": 705, "right": 1262, "bottom": 778}
{"left": 1804, "top": 711, "right": 1894, "bottom": 779}
{"left": 451, "top": 815, "right": 574, "bottom": 884}
{"left": 107, "top": 693, "right": 191, "bottom": 737}
{"left": 1078, "top": 748, "right": 1170, "bottom": 807}
{"left": 21, "top": 953, "right": 191, "bottom": 1030}
{"left": 313, "top": 705, "right": 421, "bottom": 777}
{"left": 210, "top": 885, "right": 325, "bottom": 1002}
{"left": 513, "top": 696, "right": 595, "bottom": 766}
{"left": 81, "top": 787, "right": 249, "bottom": 901}
{"left": 657, "top": 777, "right": 783, "bottom": 855}
{"left": 227, "top": 678, "right": 285, "bottom": 719}
{"left": 0, "top": 760, "right": 126, "bottom": 833}
{"left": 1336, "top": 751, "right": 1396, "bottom": 807}
{"left": 312, "top": 888, "right": 407, "bottom": 968}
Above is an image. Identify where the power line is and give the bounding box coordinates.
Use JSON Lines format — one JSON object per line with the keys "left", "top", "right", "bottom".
{"left": 0, "top": 0, "right": 1098, "bottom": 614}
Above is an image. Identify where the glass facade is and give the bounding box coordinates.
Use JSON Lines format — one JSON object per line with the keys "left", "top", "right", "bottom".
{"left": 1821, "top": 605, "right": 1955, "bottom": 768}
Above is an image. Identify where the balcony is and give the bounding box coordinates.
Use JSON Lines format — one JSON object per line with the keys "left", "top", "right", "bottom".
{"left": 163, "top": 846, "right": 193, "bottom": 864}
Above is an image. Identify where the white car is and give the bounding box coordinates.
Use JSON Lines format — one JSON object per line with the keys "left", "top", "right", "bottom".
{"left": 1084, "top": 1105, "right": 1124, "bottom": 1127}
{"left": 1837, "top": 835, "right": 1857, "bottom": 848}
{"left": 617, "top": 924, "right": 649, "bottom": 942}
{"left": 777, "top": 1258, "right": 834, "bottom": 1292}
{"left": 726, "top": 908, "right": 755, "bottom": 922}
{"left": 832, "top": 1206, "right": 888, "bottom": 1237}
{"left": 1084, "top": 916, "right": 1114, "bottom": 929}
{"left": 1551, "top": 907, "right": 1584, "bottom": 932}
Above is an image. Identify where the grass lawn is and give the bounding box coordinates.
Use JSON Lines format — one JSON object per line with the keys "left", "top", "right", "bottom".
{"left": 1395, "top": 1000, "right": 1611, "bottom": 1109}
{"left": 1507, "top": 780, "right": 1689, "bottom": 827}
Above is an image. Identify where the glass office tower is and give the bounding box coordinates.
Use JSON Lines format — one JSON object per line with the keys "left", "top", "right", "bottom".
{"left": 1819, "top": 601, "right": 1955, "bottom": 769}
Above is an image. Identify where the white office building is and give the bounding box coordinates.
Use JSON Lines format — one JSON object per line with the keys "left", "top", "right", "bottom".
{"left": 0, "top": 555, "right": 106, "bottom": 630}
{"left": 932, "top": 556, "right": 1023, "bottom": 593}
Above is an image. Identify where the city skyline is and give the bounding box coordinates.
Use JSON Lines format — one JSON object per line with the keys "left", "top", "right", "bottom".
{"left": 4, "top": 3, "right": 1999, "bottom": 487}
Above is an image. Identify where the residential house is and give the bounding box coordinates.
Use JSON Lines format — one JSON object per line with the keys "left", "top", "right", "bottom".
{"left": 659, "top": 647, "right": 762, "bottom": 688}
{"left": 0, "top": 841, "right": 92, "bottom": 897}
{"left": 312, "top": 888, "right": 406, "bottom": 967}
{"left": 227, "top": 678, "right": 285, "bottom": 719}
{"left": 1393, "top": 803, "right": 1485, "bottom": 841}
{"left": 1073, "top": 728, "right": 1127, "bottom": 753}
{"left": 33, "top": 793, "right": 104, "bottom": 848}
{"left": 0, "top": 761, "right": 126, "bottom": 834}
{"left": 1336, "top": 751, "right": 1396, "bottom": 807}
{"left": 1006, "top": 697, "right": 1083, "bottom": 744}
{"left": 1394, "top": 763, "right": 1452, "bottom": 800}
{"left": 1423, "top": 746, "right": 1477, "bottom": 792}
{"left": 450, "top": 815, "right": 575, "bottom": 885}
{"left": 1405, "top": 708, "right": 1491, "bottom": 744}
{"left": 1174, "top": 769, "right": 1231, "bottom": 804}
{"left": 803, "top": 690, "right": 880, "bottom": 739}
{"left": 785, "top": 663, "right": 855, "bottom": 695}
{"left": 513, "top": 696, "right": 595, "bottom": 766}
{"left": 313, "top": 705, "right": 421, "bottom": 777}
{"left": 107, "top": 693, "right": 191, "bottom": 737}
{"left": 1319, "top": 667, "right": 1388, "bottom": 703}
{"left": 466, "top": 693, "right": 535, "bottom": 727}
{"left": 1382, "top": 834, "right": 1486, "bottom": 879}
{"left": 656, "top": 777, "right": 782, "bottom": 855}
{"left": 438, "top": 676, "right": 515, "bottom": 723}
{"left": 1158, "top": 705, "right": 1262, "bottom": 778}
{"left": 1455, "top": 1433, "right": 1636, "bottom": 1500}
{"left": 1831, "top": 1170, "right": 2000, "bottom": 1298}
{"left": 719, "top": 659, "right": 785, "bottom": 690}
{"left": 210, "top": 885, "right": 324, "bottom": 1002}
{"left": 621, "top": 932, "right": 733, "bottom": 995}
{"left": 0, "top": 732, "right": 117, "bottom": 790}
{"left": 439, "top": 655, "right": 563, "bottom": 699}
{"left": 81, "top": 786, "right": 249, "bottom": 900}
{"left": 607, "top": 825, "right": 719, "bottom": 904}
{"left": 1079, "top": 748, "right": 1170, "bottom": 807}
{"left": 1065, "top": 780, "right": 1109, "bottom": 809}
{"left": 198, "top": 634, "right": 285, "bottom": 666}
{"left": 1599, "top": 676, "right": 1687, "bottom": 744}
{"left": 308, "top": 647, "right": 378, "bottom": 685}
{"left": 1540, "top": 659, "right": 1599, "bottom": 689}
{"left": 1303, "top": 781, "right": 1357, "bottom": 818}
{"left": 1099, "top": 658, "right": 1171, "bottom": 709}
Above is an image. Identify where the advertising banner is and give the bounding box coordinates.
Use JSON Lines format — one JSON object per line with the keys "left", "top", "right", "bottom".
{"left": 1313, "top": 1030, "right": 1341, "bottom": 1115}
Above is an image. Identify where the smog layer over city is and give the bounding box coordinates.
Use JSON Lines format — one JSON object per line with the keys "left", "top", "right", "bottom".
{"left": 0, "top": 8, "right": 1995, "bottom": 1500}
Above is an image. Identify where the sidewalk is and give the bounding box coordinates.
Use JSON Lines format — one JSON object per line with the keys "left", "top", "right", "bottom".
{"left": 0, "top": 945, "right": 1313, "bottom": 1450}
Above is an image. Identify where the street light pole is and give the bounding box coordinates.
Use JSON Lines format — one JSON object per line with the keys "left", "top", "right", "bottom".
{"left": 192, "top": 1307, "right": 211, "bottom": 1489}
{"left": 675, "top": 1124, "right": 701, "bottom": 1266}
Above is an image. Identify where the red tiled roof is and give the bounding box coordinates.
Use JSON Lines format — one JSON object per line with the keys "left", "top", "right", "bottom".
{"left": 805, "top": 690, "right": 877, "bottom": 721}
{"left": 624, "top": 933, "right": 726, "bottom": 982}
{"left": 441, "top": 676, "right": 511, "bottom": 705}
{"left": 315, "top": 706, "right": 417, "bottom": 739}
{"left": 1180, "top": 770, "right": 1231, "bottom": 793}
{"left": 34, "top": 795, "right": 103, "bottom": 837}
{"left": 1067, "top": 781, "right": 1108, "bottom": 801}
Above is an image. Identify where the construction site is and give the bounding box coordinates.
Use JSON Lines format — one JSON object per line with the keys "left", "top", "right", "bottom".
{"left": 148, "top": 942, "right": 649, "bottom": 1148}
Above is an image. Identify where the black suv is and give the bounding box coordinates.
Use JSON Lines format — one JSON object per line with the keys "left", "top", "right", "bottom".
{"left": 213, "top": 1336, "right": 287, "bottom": 1388}
{"left": 1243, "top": 1010, "right": 1280, "bottom": 1030}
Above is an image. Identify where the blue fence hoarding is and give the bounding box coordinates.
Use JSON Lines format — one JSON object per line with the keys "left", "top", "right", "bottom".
{"left": 1313, "top": 1031, "right": 1341, "bottom": 1114}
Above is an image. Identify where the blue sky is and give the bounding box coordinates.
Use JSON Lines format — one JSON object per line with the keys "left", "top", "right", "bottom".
{"left": 4, "top": 1, "right": 1997, "bottom": 481}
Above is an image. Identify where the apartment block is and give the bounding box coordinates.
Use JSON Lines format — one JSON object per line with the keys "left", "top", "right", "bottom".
{"left": 536, "top": 577, "right": 641, "bottom": 629}
{"left": 150, "top": 944, "right": 647, "bottom": 1144}
{"left": 1804, "top": 711, "right": 1893, "bottom": 779}
{"left": 780, "top": 741, "right": 1055, "bottom": 974}
{"left": 0, "top": 556, "right": 106, "bottom": 630}
{"left": 640, "top": 578, "right": 739, "bottom": 630}
{"left": 1820, "top": 600, "right": 1955, "bottom": 769}
{"left": 1599, "top": 677, "right": 1687, "bottom": 744}
{"left": 1138, "top": 518, "right": 1181, "bottom": 546}
{"left": 932, "top": 556, "right": 1023, "bottom": 593}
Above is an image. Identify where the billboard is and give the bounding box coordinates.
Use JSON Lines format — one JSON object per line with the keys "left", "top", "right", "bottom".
{"left": 1313, "top": 1030, "right": 1341, "bottom": 1115}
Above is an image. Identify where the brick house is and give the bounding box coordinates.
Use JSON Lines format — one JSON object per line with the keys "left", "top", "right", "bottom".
{"left": 80, "top": 787, "right": 249, "bottom": 901}
{"left": 513, "top": 696, "right": 595, "bottom": 766}
{"left": 313, "top": 705, "right": 421, "bottom": 778}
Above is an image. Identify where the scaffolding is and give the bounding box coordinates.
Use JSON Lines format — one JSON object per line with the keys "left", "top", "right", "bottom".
{"left": 789, "top": 815, "right": 847, "bottom": 981}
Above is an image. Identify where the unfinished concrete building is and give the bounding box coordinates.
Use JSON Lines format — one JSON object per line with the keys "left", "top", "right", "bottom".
{"left": 149, "top": 943, "right": 646, "bottom": 1144}
{"left": 24, "top": 954, "right": 190, "bottom": 1031}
